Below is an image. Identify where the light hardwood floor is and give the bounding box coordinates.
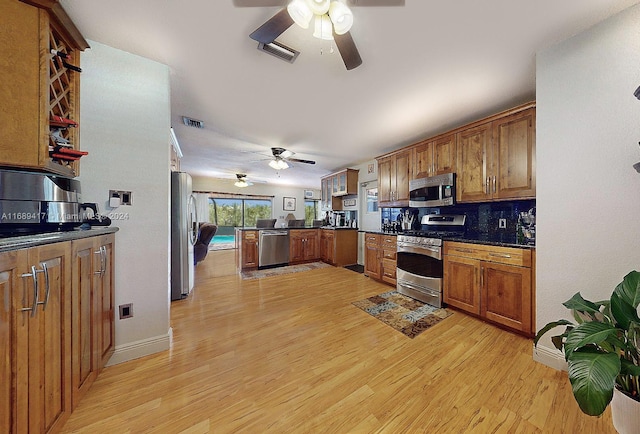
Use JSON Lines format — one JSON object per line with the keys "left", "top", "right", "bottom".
{"left": 60, "top": 250, "right": 615, "bottom": 433}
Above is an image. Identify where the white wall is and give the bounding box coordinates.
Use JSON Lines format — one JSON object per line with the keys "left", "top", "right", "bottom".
{"left": 79, "top": 41, "right": 171, "bottom": 364}
{"left": 535, "top": 4, "right": 640, "bottom": 368}
{"left": 192, "top": 176, "right": 320, "bottom": 221}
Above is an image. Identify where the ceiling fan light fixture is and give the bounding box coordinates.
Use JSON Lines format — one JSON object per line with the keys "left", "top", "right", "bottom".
{"left": 269, "top": 158, "right": 290, "bottom": 170}
{"left": 308, "top": 0, "right": 331, "bottom": 15}
{"left": 287, "top": 0, "right": 313, "bottom": 29}
{"left": 234, "top": 174, "right": 251, "bottom": 188}
{"left": 329, "top": 1, "right": 353, "bottom": 35}
{"left": 313, "top": 14, "right": 334, "bottom": 40}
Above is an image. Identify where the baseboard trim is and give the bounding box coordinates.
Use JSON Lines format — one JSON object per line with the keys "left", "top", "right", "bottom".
{"left": 106, "top": 328, "right": 173, "bottom": 366}
{"left": 532, "top": 344, "right": 568, "bottom": 371}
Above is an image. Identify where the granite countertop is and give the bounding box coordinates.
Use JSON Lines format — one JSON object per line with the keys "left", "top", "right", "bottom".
{"left": 0, "top": 227, "right": 119, "bottom": 252}
{"left": 361, "top": 230, "right": 535, "bottom": 249}
{"left": 237, "top": 226, "right": 357, "bottom": 231}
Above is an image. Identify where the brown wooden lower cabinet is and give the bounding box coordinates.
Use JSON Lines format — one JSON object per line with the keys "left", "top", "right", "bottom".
{"left": 321, "top": 229, "right": 357, "bottom": 267}
{"left": 364, "top": 233, "right": 397, "bottom": 286}
{"left": 443, "top": 241, "right": 534, "bottom": 336}
{"left": 238, "top": 230, "right": 259, "bottom": 270}
{"left": 290, "top": 229, "right": 319, "bottom": 264}
{"left": 0, "top": 233, "right": 115, "bottom": 434}
{"left": 70, "top": 234, "right": 115, "bottom": 409}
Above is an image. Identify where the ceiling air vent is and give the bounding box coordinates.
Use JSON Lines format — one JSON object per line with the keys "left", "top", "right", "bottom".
{"left": 182, "top": 116, "right": 204, "bottom": 129}
{"left": 257, "top": 41, "right": 300, "bottom": 64}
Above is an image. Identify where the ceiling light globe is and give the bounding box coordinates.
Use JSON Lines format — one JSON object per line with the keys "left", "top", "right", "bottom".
{"left": 269, "top": 159, "right": 281, "bottom": 170}
{"left": 329, "top": 1, "right": 353, "bottom": 35}
{"left": 307, "top": 0, "right": 330, "bottom": 15}
{"left": 313, "top": 14, "right": 334, "bottom": 40}
{"left": 287, "top": 0, "right": 313, "bottom": 29}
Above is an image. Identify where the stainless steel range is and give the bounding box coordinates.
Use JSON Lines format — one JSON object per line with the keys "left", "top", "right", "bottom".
{"left": 396, "top": 214, "right": 466, "bottom": 307}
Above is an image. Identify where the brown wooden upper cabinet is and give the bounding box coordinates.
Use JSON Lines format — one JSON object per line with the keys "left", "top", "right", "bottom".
{"left": 456, "top": 107, "right": 535, "bottom": 202}
{"left": 0, "top": 0, "right": 89, "bottom": 177}
{"left": 377, "top": 149, "right": 411, "bottom": 207}
{"left": 321, "top": 169, "right": 359, "bottom": 210}
{"left": 412, "top": 134, "right": 456, "bottom": 179}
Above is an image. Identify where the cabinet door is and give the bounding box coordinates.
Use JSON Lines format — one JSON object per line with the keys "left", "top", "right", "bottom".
{"left": 377, "top": 157, "right": 393, "bottom": 204}
{"left": 456, "top": 123, "right": 492, "bottom": 202}
{"left": 443, "top": 255, "right": 480, "bottom": 314}
{"left": 433, "top": 134, "right": 456, "bottom": 175}
{"left": 289, "top": 234, "right": 304, "bottom": 263}
{"left": 71, "top": 238, "right": 97, "bottom": 409}
{"left": 481, "top": 262, "right": 532, "bottom": 334}
{"left": 325, "top": 233, "right": 336, "bottom": 265}
{"left": 0, "top": 1, "right": 45, "bottom": 170}
{"left": 304, "top": 231, "right": 319, "bottom": 261}
{"left": 364, "top": 235, "right": 380, "bottom": 279}
{"left": 412, "top": 141, "right": 433, "bottom": 179}
{"left": 337, "top": 172, "right": 347, "bottom": 195}
{"left": 29, "top": 242, "right": 72, "bottom": 434}
{"left": 0, "top": 249, "right": 27, "bottom": 434}
{"left": 394, "top": 150, "right": 411, "bottom": 203}
{"left": 96, "top": 235, "right": 115, "bottom": 369}
{"left": 492, "top": 108, "right": 536, "bottom": 200}
{"left": 241, "top": 232, "right": 259, "bottom": 268}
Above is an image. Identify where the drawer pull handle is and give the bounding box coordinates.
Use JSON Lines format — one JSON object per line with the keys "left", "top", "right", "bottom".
{"left": 489, "top": 253, "right": 512, "bottom": 259}
{"left": 454, "top": 248, "right": 474, "bottom": 253}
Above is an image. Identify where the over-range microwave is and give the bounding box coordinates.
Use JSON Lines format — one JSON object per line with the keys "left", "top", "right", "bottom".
{"left": 409, "top": 172, "right": 455, "bottom": 207}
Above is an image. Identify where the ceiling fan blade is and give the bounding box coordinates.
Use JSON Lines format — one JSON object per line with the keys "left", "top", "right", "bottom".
{"left": 288, "top": 158, "right": 316, "bottom": 165}
{"left": 249, "top": 8, "right": 294, "bottom": 44}
{"left": 334, "top": 31, "right": 362, "bottom": 70}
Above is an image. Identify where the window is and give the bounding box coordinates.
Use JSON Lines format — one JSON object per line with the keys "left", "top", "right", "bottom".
{"left": 366, "top": 188, "right": 378, "bottom": 213}
{"left": 304, "top": 200, "right": 319, "bottom": 226}
{"left": 209, "top": 197, "right": 272, "bottom": 228}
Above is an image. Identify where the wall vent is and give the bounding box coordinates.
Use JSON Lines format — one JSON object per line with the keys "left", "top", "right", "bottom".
{"left": 182, "top": 116, "right": 204, "bottom": 129}
{"left": 257, "top": 41, "right": 299, "bottom": 64}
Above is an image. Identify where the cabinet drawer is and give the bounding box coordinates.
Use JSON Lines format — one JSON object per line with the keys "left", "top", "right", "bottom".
{"left": 364, "top": 233, "right": 380, "bottom": 246}
{"left": 444, "top": 241, "right": 531, "bottom": 267}
{"left": 382, "top": 249, "right": 396, "bottom": 260}
{"left": 243, "top": 231, "right": 258, "bottom": 240}
{"left": 382, "top": 258, "right": 397, "bottom": 284}
{"left": 381, "top": 235, "right": 397, "bottom": 249}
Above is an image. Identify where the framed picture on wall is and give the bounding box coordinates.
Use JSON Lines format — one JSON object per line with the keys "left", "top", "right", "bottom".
{"left": 283, "top": 197, "right": 296, "bottom": 211}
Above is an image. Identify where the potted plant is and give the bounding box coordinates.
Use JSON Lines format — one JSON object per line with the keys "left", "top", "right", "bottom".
{"left": 534, "top": 270, "right": 640, "bottom": 433}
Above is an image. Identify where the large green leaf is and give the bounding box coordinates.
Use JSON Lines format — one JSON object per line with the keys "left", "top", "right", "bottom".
{"left": 568, "top": 348, "right": 620, "bottom": 416}
{"left": 564, "top": 322, "right": 619, "bottom": 357}
{"left": 613, "top": 270, "right": 640, "bottom": 308}
{"left": 563, "top": 293, "right": 601, "bottom": 317}
{"left": 620, "top": 358, "right": 640, "bottom": 377}
{"left": 534, "top": 319, "right": 573, "bottom": 347}
{"left": 611, "top": 292, "right": 640, "bottom": 330}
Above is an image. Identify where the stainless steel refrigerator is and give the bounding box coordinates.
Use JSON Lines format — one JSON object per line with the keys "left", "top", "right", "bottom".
{"left": 171, "top": 172, "right": 198, "bottom": 301}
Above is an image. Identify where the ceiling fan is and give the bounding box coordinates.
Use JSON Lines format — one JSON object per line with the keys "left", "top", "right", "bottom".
{"left": 269, "top": 147, "right": 316, "bottom": 170}
{"left": 246, "top": 0, "right": 401, "bottom": 70}
{"left": 234, "top": 173, "right": 253, "bottom": 187}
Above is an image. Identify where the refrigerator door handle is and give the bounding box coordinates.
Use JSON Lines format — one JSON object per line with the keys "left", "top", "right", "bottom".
{"left": 188, "top": 194, "right": 198, "bottom": 246}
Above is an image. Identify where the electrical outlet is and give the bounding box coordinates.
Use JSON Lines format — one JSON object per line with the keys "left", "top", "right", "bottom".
{"left": 499, "top": 218, "right": 507, "bottom": 229}
{"left": 119, "top": 303, "right": 133, "bottom": 319}
{"left": 109, "top": 190, "right": 133, "bottom": 206}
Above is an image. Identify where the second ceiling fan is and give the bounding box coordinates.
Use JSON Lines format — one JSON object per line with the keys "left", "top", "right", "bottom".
{"left": 269, "top": 147, "right": 315, "bottom": 170}
{"left": 249, "top": 0, "right": 362, "bottom": 70}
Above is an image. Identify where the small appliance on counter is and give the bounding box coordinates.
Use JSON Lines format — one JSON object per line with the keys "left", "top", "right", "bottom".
{"left": 517, "top": 207, "right": 536, "bottom": 245}
{"left": 0, "top": 169, "right": 85, "bottom": 236}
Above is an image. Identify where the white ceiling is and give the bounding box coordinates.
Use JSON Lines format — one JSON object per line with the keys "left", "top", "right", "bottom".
{"left": 60, "top": 0, "right": 640, "bottom": 189}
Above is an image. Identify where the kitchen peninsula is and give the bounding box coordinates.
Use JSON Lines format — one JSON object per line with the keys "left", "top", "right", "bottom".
{"left": 236, "top": 226, "right": 358, "bottom": 271}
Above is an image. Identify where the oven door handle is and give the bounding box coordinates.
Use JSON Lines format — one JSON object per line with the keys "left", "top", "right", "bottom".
{"left": 398, "top": 279, "right": 438, "bottom": 295}
{"left": 397, "top": 244, "right": 441, "bottom": 259}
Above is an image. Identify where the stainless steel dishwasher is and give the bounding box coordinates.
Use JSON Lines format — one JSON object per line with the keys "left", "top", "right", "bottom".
{"left": 258, "top": 230, "right": 290, "bottom": 268}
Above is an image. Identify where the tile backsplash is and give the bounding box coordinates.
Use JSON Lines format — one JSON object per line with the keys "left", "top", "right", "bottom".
{"left": 381, "top": 199, "right": 536, "bottom": 245}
